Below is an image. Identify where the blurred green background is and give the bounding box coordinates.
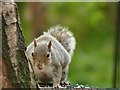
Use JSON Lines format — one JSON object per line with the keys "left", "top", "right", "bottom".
{"left": 17, "top": 2, "right": 117, "bottom": 88}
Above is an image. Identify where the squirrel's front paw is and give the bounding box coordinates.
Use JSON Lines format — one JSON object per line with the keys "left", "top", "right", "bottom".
{"left": 61, "top": 81, "right": 71, "bottom": 86}
{"left": 53, "top": 84, "right": 63, "bottom": 88}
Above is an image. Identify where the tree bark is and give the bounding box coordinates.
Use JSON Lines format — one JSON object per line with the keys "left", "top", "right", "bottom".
{"left": 1, "top": 1, "right": 36, "bottom": 88}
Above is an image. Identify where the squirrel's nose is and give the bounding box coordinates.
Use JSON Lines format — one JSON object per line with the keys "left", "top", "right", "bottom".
{"left": 37, "top": 64, "right": 43, "bottom": 70}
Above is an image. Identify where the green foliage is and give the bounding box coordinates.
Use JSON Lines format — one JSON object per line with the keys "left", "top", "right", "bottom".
{"left": 18, "top": 2, "right": 117, "bottom": 88}
{"left": 46, "top": 3, "right": 116, "bottom": 87}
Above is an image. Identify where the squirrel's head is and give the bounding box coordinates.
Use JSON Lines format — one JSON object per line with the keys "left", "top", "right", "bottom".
{"left": 32, "top": 38, "right": 52, "bottom": 70}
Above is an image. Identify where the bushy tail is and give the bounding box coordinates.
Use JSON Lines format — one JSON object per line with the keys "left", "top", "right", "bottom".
{"left": 44, "top": 25, "right": 76, "bottom": 57}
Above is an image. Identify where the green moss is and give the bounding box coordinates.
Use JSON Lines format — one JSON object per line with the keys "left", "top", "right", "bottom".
{"left": 2, "top": 17, "right": 19, "bottom": 87}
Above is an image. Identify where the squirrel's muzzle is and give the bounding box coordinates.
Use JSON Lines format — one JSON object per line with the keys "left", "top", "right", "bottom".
{"left": 37, "top": 63, "right": 43, "bottom": 70}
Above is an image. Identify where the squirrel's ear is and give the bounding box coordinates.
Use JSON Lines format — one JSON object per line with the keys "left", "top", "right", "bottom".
{"left": 48, "top": 41, "right": 52, "bottom": 52}
{"left": 34, "top": 38, "right": 37, "bottom": 47}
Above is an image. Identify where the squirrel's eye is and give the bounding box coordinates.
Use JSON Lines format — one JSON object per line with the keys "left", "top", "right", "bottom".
{"left": 46, "top": 54, "right": 49, "bottom": 58}
{"left": 32, "top": 52, "right": 34, "bottom": 57}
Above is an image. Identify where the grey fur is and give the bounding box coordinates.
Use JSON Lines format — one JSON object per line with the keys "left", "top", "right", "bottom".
{"left": 26, "top": 26, "right": 76, "bottom": 87}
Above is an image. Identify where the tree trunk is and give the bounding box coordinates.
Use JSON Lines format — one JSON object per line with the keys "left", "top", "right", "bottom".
{"left": 1, "top": 1, "right": 36, "bottom": 88}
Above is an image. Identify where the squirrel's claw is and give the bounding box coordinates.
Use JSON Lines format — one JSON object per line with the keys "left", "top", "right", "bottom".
{"left": 53, "top": 84, "right": 63, "bottom": 88}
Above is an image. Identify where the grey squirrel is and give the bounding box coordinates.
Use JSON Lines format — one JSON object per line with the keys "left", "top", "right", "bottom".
{"left": 26, "top": 25, "right": 76, "bottom": 87}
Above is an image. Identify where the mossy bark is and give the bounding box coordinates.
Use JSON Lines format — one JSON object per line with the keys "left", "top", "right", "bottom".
{"left": 1, "top": 1, "right": 36, "bottom": 88}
